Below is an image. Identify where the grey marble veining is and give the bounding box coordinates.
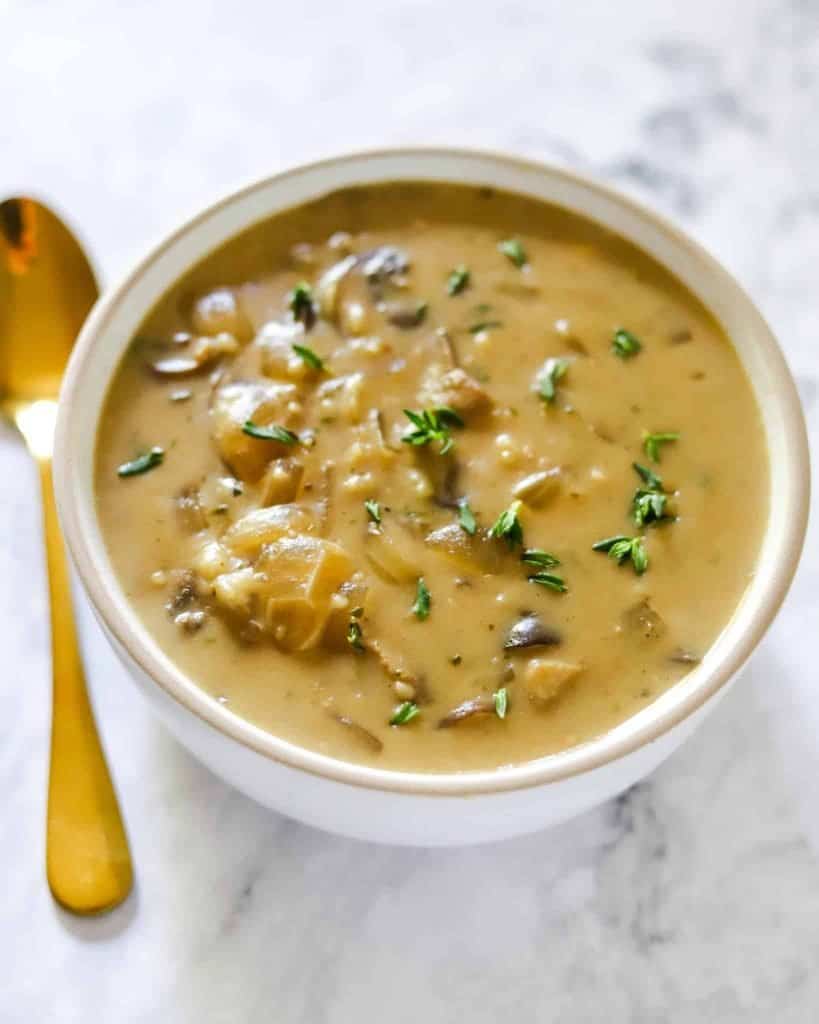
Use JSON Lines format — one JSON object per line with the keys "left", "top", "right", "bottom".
{"left": 1, "top": 1, "right": 818, "bottom": 1020}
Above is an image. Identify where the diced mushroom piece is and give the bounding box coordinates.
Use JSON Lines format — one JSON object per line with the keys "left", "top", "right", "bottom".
{"left": 222, "top": 503, "right": 317, "bottom": 558}
{"left": 523, "top": 658, "right": 582, "bottom": 704}
{"left": 512, "top": 467, "right": 563, "bottom": 508}
{"left": 418, "top": 366, "right": 490, "bottom": 416}
{"left": 191, "top": 288, "right": 251, "bottom": 340}
{"left": 316, "top": 373, "right": 365, "bottom": 424}
{"left": 425, "top": 523, "right": 502, "bottom": 575}
{"left": 384, "top": 301, "right": 427, "bottom": 329}
{"left": 504, "top": 614, "right": 562, "bottom": 651}
{"left": 622, "top": 598, "right": 666, "bottom": 640}
{"left": 165, "top": 569, "right": 205, "bottom": 617}
{"left": 330, "top": 713, "right": 383, "bottom": 753}
{"left": 359, "top": 245, "right": 409, "bottom": 285}
{"left": 437, "top": 695, "right": 495, "bottom": 728}
{"left": 256, "top": 320, "right": 312, "bottom": 380}
{"left": 210, "top": 379, "right": 301, "bottom": 481}
{"left": 259, "top": 458, "right": 305, "bottom": 506}
{"left": 174, "top": 609, "right": 208, "bottom": 633}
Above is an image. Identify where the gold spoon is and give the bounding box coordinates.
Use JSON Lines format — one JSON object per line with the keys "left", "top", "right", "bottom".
{"left": 0, "top": 198, "right": 133, "bottom": 914}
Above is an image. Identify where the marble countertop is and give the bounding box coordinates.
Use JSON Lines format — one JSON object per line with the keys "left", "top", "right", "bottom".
{"left": 2, "top": 0, "right": 818, "bottom": 1020}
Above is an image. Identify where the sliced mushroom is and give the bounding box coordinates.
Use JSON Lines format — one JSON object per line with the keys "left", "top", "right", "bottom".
{"left": 359, "top": 245, "right": 409, "bottom": 283}
{"left": 330, "top": 713, "right": 383, "bottom": 753}
{"left": 418, "top": 366, "right": 490, "bottom": 416}
{"left": 504, "top": 613, "right": 562, "bottom": 651}
{"left": 384, "top": 301, "right": 427, "bottom": 329}
{"left": 437, "top": 695, "right": 494, "bottom": 728}
{"left": 431, "top": 459, "right": 461, "bottom": 509}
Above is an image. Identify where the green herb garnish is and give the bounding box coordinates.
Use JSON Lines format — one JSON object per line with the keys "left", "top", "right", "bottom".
{"left": 412, "top": 577, "right": 431, "bottom": 620}
{"left": 494, "top": 687, "right": 508, "bottom": 719}
{"left": 489, "top": 499, "right": 523, "bottom": 548}
{"left": 117, "top": 447, "right": 164, "bottom": 478}
{"left": 289, "top": 281, "right": 315, "bottom": 327}
{"left": 633, "top": 462, "right": 663, "bottom": 490}
{"left": 347, "top": 618, "right": 365, "bottom": 652}
{"left": 498, "top": 238, "right": 527, "bottom": 268}
{"left": 364, "top": 499, "right": 382, "bottom": 525}
{"left": 457, "top": 499, "right": 477, "bottom": 536}
{"left": 401, "top": 407, "right": 464, "bottom": 455}
{"left": 632, "top": 490, "right": 668, "bottom": 528}
{"left": 447, "top": 265, "right": 470, "bottom": 296}
{"left": 631, "top": 463, "right": 669, "bottom": 528}
{"left": 592, "top": 535, "right": 648, "bottom": 575}
{"left": 242, "top": 421, "right": 299, "bottom": 445}
{"left": 612, "top": 328, "right": 642, "bottom": 359}
{"left": 390, "top": 701, "right": 419, "bottom": 726}
{"left": 292, "top": 343, "right": 324, "bottom": 371}
{"left": 528, "top": 572, "right": 568, "bottom": 593}
{"left": 643, "top": 430, "right": 679, "bottom": 462}
{"left": 468, "top": 320, "right": 503, "bottom": 334}
{"left": 521, "top": 549, "right": 560, "bottom": 569}
{"left": 538, "top": 357, "right": 568, "bottom": 403}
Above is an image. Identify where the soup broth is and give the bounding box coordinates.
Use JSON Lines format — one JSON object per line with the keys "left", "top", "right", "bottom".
{"left": 95, "top": 183, "right": 768, "bottom": 772}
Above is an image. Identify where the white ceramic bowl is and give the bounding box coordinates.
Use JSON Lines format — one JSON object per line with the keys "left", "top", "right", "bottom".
{"left": 54, "top": 148, "right": 810, "bottom": 846}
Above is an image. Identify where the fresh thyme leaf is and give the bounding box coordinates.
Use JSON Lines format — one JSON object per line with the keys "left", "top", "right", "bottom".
{"left": 528, "top": 571, "right": 568, "bottom": 593}
{"left": 390, "top": 701, "right": 419, "bottom": 726}
{"left": 521, "top": 549, "right": 561, "bottom": 569}
{"left": 364, "top": 499, "right": 382, "bottom": 525}
{"left": 401, "top": 407, "right": 464, "bottom": 454}
{"left": 242, "top": 421, "right": 299, "bottom": 444}
{"left": 412, "top": 577, "right": 431, "bottom": 620}
{"left": 468, "top": 320, "right": 503, "bottom": 334}
{"left": 494, "top": 687, "right": 508, "bottom": 719}
{"left": 498, "top": 238, "right": 527, "bottom": 268}
{"left": 643, "top": 430, "right": 679, "bottom": 462}
{"left": 632, "top": 489, "right": 668, "bottom": 528}
{"left": 612, "top": 328, "right": 642, "bottom": 359}
{"left": 117, "top": 447, "right": 164, "bottom": 478}
{"left": 291, "top": 343, "right": 324, "bottom": 371}
{"left": 347, "top": 618, "right": 365, "bottom": 652}
{"left": 447, "top": 265, "right": 471, "bottom": 296}
{"left": 592, "top": 534, "right": 648, "bottom": 574}
{"left": 490, "top": 499, "right": 523, "bottom": 548}
{"left": 631, "top": 538, "right": 649, "bottom": 574}
{"left": 289, "top": 281, "right": 315, "bottom": 328}
{"left": 458, "top": 498, "right": 477, "bottom": 535}
{"left": 538, "top": 357, "right": 568, "bottom": 403}
{"left": 633, "top": 462, "right": 663, "bottom": 490}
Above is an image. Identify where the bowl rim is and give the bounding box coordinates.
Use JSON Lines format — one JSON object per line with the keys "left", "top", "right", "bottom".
{"left": 55, "top": 145, "right": 811, "bottom": 797}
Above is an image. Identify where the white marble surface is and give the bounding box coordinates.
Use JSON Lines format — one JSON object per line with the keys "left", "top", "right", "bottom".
{"left": 2, "top": 0, "right": 819, "bottom": 1019}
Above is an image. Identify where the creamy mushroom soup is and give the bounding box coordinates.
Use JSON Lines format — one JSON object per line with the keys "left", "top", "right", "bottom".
{"left": 95, "top": 183, "right": 767, "bottom": 772}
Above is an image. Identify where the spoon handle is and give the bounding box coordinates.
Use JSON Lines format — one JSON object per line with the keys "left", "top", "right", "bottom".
{"left": 38, "top": 456, "right": 133, "bottom": 914}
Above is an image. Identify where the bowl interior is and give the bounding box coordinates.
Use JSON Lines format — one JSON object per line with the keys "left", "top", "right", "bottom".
{"left": 54, "top": 148, "right": 810, "bottom": 795}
